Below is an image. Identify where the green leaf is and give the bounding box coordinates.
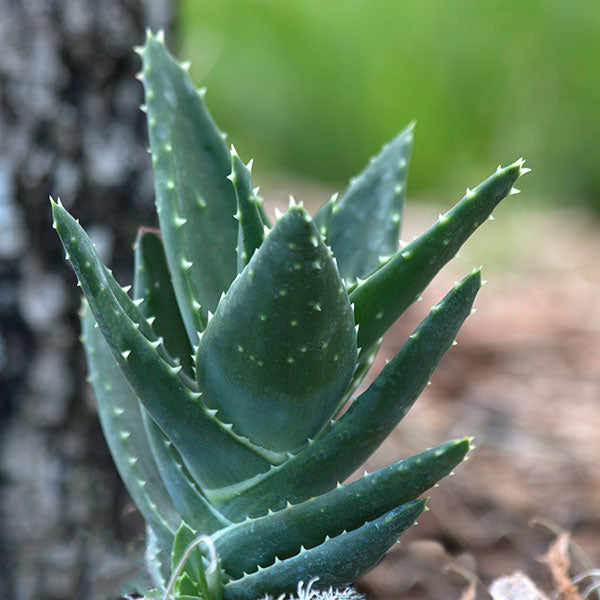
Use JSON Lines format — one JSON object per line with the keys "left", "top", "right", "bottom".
{"left": 328, "top": 122, "right": 414, "bottom": 283}
{"left": 350, "top": 159, "right": 526, "bottom": 351}
{"left": 175, "top": 573, "right": 202, "bottom": 598}
{"left": 140, "top": 32, "right": 238, "bottom": 344}
{"left": 332, "top": 340, "right": 382, "bottom": 418}
{"left": 195, "top": 206, "right": 357, "bottom": 452}
{"left": 254, "top": 191, "right": 271, "bottom": 230}
{"left": 81, "top": 304, "right": 178, "bottom": 553}
{"left": 145, "top": 527, "right": 172, "bottom": 590}
{"left": 132, "top": 227, "right": 236, "bottom": 533}
{"left": 214, "top": 270, "right": 480, "bottom": 517}
{"left": 52, "top": 200, "right": 282, "bottom": 491}
{"left": 133, "top": 228, "right": 194, "bottom": 376}
{"left": 222, "top": 500, "right": 425, "bottom": 600}
{"left": 171, "top": 523, "right": 223, "bottom": 600}
{"left": 171, "top": 523, "right": 206, "bottom": 590}
{"left": 142, "top": 411, "right": 232, "bottom": 534}
{"left": 312, "top": 192, "right": 338, "bottom": 242}
{"left": 214, "top": 438, "right": 469, "bottom": 578}
{"left": 229, "top": 147, "right": 265, "bottom": 271}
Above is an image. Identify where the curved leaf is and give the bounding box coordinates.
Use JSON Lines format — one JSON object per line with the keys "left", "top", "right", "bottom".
{"left": 350, "top": 159, "right": 526, "bottom": 351}
{"left": 195, "top": 206, "right": 357, "bottom": 452}
{"left": 81, "top": 304, "right": 178, "bottom": 553}
{"left": 133, "top": 228, "right": 231, "bottom": 532}
{"left": 142, "top": 411, "right": 231, "bottom": 535}
{"left": 222, "top": 500, "right": 425, "bottom": 600}
{"left": 214, "top": 270, "right": 480, "bottom": 517}
{"left": 214, "top": 438, "right": 469, "bottom": 578}
{"left": 133, "top": 228, "right": 194, "bottom": 376}
{"left": 229, "top": 147, "right": 265, "bottom": 271}
{"left": 145, "top": 526, "right": 172, "bottom": 591}
{"left": 328, "top": 123, "right": 413, "bottom": 283}
{"left": 140, "top": 32, "right": 238, "bottom": 344}
{"left": 53, "top": 201, "right": 282, "bottom": 491}
{"left": 312, "top": 192, "right": 338, "bottom": 243}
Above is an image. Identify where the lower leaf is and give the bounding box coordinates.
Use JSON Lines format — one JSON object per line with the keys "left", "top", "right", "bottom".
{"left": 222, "top": 500, "right": 425, "bottom": 600}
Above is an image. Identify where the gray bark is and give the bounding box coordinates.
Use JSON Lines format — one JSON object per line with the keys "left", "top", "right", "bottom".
{"left": 0, "top": 1, "right": 173, "bottom": 598}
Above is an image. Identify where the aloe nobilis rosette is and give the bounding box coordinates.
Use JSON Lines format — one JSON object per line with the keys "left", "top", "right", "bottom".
{"left": 51, "top": 30, "right": 530, "bottom": 600}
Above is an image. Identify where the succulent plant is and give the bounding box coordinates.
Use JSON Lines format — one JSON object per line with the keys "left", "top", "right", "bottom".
{"left": 51, "top": 30, "right": 529, "bottom": 600}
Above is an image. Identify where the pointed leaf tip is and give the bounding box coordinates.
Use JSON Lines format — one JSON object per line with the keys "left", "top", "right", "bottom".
{"left": 196, "top": 208, "right": 357, "bottom": 452}
{"left": 328, "top": 122, "right": 414, "bottom": 282}
{"left": 350, "top": 162, "right": 517, "bottom": 350}
{"left": 141, "top": 35, "right": 238, "bottom": 341}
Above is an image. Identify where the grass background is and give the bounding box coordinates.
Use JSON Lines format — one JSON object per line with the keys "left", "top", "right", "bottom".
{"left": 179, "top": 0, "right": 600, "bottom": 211}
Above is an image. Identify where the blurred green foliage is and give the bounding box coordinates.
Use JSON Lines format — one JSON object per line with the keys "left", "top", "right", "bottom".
{"left": 180, "top": 0, "right": 600, "bottom": 208}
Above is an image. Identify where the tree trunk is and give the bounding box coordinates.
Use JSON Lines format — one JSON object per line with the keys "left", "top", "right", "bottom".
{"left": 0, "top": 1, "right": 173, "bottom": 598}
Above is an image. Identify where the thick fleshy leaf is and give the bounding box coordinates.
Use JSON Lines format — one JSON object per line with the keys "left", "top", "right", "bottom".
{"left": 145, "top": 527, "right": 172, "bottom": 590}
{"left": 133, "top": 228, "right": 235, "bottom": 532}
{"left": 328, "top": 123, "right": 413, "bottom": 283}
{"left": 133, "top": 228, "right": 194, "bottom": 375}
{"left": 142, "top": 411, "right": 231, "bottom": 534}
{"left": 53, "top": 201, "right": 283, "bottom": 491}
{"left": 140, "top": 32, "right": 238, "bottom": 343}
{"left": 222, "top": 500, "right": 425, "bottom": 600}
{"left": 213, "top": 270, "right": 480, "bottom": 518}
{"left": 351, "top": 159, "right": 526, "bottom": 351}
{"left": 312, "top": 192, "right": 338, "bottom": 242}
{"left": 332, "top": 340, "right": 382, "bottom": 418}
{"left": 195, "top": 206, "right": 357, "bottom": 452}
{"left": 81, "top": 304, "right": 178, "bottom": 553}
{"left": 214, "top": 438, "right": 469, "bottom": 578}
{"left": 255, "top": 192, "right": 271, "bottom": 229}
{"left": 229, "top": 147, "right": 265, "bottom": 271}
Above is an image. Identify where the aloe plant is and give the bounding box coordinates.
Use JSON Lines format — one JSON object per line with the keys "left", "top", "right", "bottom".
{"left": 51, "top": 30, "right": 529, "bottom": 600}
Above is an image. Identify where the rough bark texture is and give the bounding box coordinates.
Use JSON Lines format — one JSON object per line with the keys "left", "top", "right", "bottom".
{"left": 0, "top": 1, "right": 173, "bottom": 598}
